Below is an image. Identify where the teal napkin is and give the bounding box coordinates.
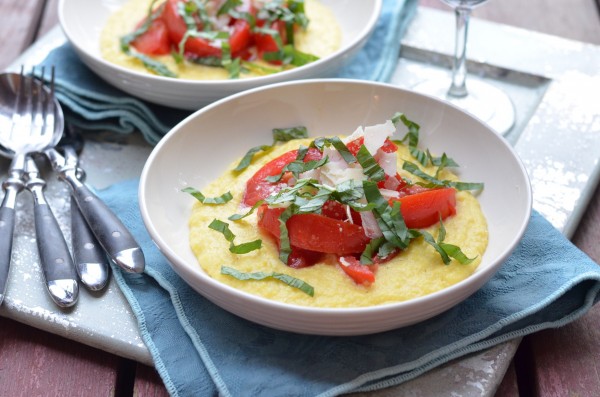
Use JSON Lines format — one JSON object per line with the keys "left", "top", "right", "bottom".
{"left": 39, "top": 0, "right": 418, "bottom": 146}
{"left": 100, "top": 179, "right": 600, "bottom": 397}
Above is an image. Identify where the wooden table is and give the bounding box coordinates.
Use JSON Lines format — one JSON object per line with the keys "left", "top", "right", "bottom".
{"left": 1, "top": 1, "right": 599, "bottom": 395}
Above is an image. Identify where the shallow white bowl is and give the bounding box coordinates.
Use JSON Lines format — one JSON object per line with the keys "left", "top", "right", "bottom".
{"left": 139, "top": 79, "right": 532, "bottom": 335}
{"left": 58, "top": 0, "right": 381, "bottom": 110}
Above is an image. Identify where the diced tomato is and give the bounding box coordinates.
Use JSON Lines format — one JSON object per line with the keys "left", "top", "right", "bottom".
{"left": 320, "top": 201, "right": 362, "bottom": 224}
{"left": 377, "top": 173, "right": 407, "bottom": 192}
{"left": 391, "top": 187, "right": 457, "bottom": 229}
{"left": 287, "top": 246, "right": 324, "bottom": 269}
{"left": 257, "top": 205, "right": 324, "bottom": 268}
{"left": 337, "top": 256, "right": 377, "bottom": 285}
{"left": 161, "top": 0, "right": 221, "bottom": 57}
{"left": 257, "top": 205, "right": 369, "bottom": 255}
{"left": 346, "top": 137, "right": 397, "bottom": 156}
{"left": 230, "top": 19, "right": 252, "bottom": 57}
{"left": 242, "top": 148, "right": 322, "bottom": 207}
{"left": 254, "top": 20, "right": 287, "bottom": 64}
{"left": 131, "top": 18, "right": 171, "bottom": 55}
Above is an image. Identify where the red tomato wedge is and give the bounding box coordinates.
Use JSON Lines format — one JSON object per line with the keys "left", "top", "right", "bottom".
{"left": 392, "top": 187, "right": 457, "bottom": 229}
{"left": 257, "top": 206, "right": 369, "bottom": 255}
{"left": 346, "top": 137, "right": 398, "bottom": 156}
{"left": 287, "top": 246, "right": 324, "bottom": 269}
{"left": 161, "top": 0, "right": 252, "bottom": 58}
{"left": 254, "top": 20, "right": 287, "bottom": 64}
{"left": 131, "top": 19, "right": 171, "bottom": 55}
{"left": 337, "top": 256, "right": 378, "bottom": 285}
{"left": 242, "top": 148, "right": 322, "bottom": 207}
{"left": 161, "top": 0, "right": 221, "bottom": 57}
{"left": 229, "top": 19, "right": 252, "bottom": 57}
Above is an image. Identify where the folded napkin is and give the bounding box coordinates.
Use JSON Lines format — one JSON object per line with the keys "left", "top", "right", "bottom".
{"left": 101, "top": 179, "right": 600, "bottom": 397}
{"left": 38, "top": 0, "right": 418, "bottom": 146}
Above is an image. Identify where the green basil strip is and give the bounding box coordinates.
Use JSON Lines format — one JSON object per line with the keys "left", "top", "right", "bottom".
{"left": 208, "top": 219, "right": 262, "bottom": 254}
{"left": 234, "top": 127, "right": 308, "bottom": 172}
{"left": 297, "top": 187, "right": 331, "bottom": 213}
{"left": 288, "top": 0, "right": 309, "bottom": 29}
{"left": 394, "top": 113, "right": 428, "bottom": 166}
{"left": 402, "top": 161, "right": 484, "bottom": 192}
{"left": 439, "top": 242, "right": 476, "bottom": 264}
{"left": 229, "top": 240, "right": 262, "bottom": 254}
{"left": 265, "top": 178, "right": 316, "bottom": 205}
{"left": 419, "top": 230, "right": 451, "bottom": 265}
{"left": 208, "top": 219, "right": 235, "bottom": 242}
{"left": 280, "top": 45, "right": 319, "bottom": 67}
{"left": 221, "top": 266, "right": 314, "bottom": 296}
{"left": 277, "top": 206, "right": 297, "bottom": 264}
{"left": 221, "top": 41, "right": 241, "bottom": 79}
{"left": 413, "top": 221, "right": 476, "bottom": 265}
{"left": 182, "top": 187, "right": 233, "bottom": 204}
{"left": 234, "top": 145, "right": 273, "bottom": 172}
{"left": 188, "top": 56, "right": 222, "bottom": 66}
{"left": 331, "top": 179, "right": 364, "bottom": 204}
{"left": 428, "top": 150, "right": 459, "bottom": 169}
{"left": 265, "top": 155, "right": 328, "bottom": 183}
{"left": 360, "top": 237, "right": 385, "bottom": 265}
{"left": 363, "top": 181, "right": 410, "bottom": 249}
{"left": 217, "top": 0, "right": 242, "bottom": 16}
{"left": 126, "top": 50, "right": 177, "bottom": 77}
{"left": 356, "top": 145, "right": 385, "bottom": 182}
{"left": 120, "top": 0, "right": 160, "bottom": 50}
{"left": 228, "top": 200, "right": 264, "bottom": 221}
{"left": 437, "top": 215, "right": 447, "bottom": 243}
{"left": 178, "top": 1, "right": 197, "bottom": 30}
{"left": 273, "top": 126, "right": 309, "bottom": 142}
{"left": 328, "top": 136, "right": 356, "bottom": 164}
{"left": 241, "top": 61, "right": 282, "bottom": 75}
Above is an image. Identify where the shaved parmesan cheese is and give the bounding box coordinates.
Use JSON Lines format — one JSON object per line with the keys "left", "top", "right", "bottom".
{"left": 375, "top": 150, "right": 397, "bottom": 176}
{"left": 360, "top": 211, "right": 383, "bottom": 238}
{"left": 379, "top": 188, "right": 400, "bottom": 200}
{"left": 363, "top": 120, "right": 395, "bottom": 154}
{"left": 299, "top": 169, "right": 321, "bottom": 181}
{"left": 343, "top": 125, "right": 365, "bottom": 143}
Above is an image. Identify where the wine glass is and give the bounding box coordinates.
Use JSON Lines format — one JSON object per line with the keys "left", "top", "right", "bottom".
{"left": 413, "top": 0, "right": 515, "bottom": 135}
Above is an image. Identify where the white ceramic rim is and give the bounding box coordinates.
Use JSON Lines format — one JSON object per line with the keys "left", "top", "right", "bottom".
{"left": 139, "top": 78, "right": 532, "bottom": 323}
{"left": 57, "top": 0, "right": 383, "bottom": 89}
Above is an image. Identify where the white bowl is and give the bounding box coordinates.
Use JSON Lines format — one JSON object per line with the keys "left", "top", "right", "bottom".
{"left": 139, "top": 79, "right": 532, "bottom": 335}
{"left": 58, "top": 0, "right": 382, "bottom": 110}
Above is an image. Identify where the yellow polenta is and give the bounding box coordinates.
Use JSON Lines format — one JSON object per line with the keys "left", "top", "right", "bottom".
{"left": 100, "top": 0, "right": 341, "bottom": 79}
{"left": 189, "top": 139, "right": 488, "bottom": 308}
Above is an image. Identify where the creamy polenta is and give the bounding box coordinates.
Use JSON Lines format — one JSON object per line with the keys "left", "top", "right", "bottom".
{"left": 100, "top": 0, "right": 341, "bottom": 79}
{"left": 188, "top": 138, "right": 489, "bottom": 308}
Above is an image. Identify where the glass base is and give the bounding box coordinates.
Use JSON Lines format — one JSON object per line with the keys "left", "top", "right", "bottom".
{"left": 412, "top": 79, "right": 515, "bottom": 135}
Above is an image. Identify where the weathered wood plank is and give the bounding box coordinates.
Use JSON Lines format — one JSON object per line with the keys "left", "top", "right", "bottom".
{"left": 495, "top": 362, "right": 520, "bottom": 397}
{"left": 0, "top": 317, "right": 120, "bottom": 396}
{"left": 522, "top": 180, "right": 600, "bottom": 397}
{"left": 133, "top": 365, "right": 170, "bottom": 397}
{"left": 38, "top": 0, "right": 59, "bottom": 38}
{"left": 0, "top": 0, "right": 46, "bottom": 70}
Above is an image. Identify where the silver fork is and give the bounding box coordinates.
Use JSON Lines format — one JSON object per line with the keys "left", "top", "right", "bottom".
{"left": 5, "top": 68, "right": 78, "bottom": 307}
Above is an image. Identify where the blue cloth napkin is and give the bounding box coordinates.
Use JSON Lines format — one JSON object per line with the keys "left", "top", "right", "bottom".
{"left": 39, "top": 0, "right": 418, "bottom": 146}
{"left": 100, "top": 179, "right": 600, "bottom": 397}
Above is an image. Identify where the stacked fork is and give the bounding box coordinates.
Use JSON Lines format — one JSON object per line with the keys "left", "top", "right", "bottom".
{"left": 0, "top": 67, "right": 78, "bottom": 307}
{"left": 0, "top": 67, "right": 146, "bottom": 308}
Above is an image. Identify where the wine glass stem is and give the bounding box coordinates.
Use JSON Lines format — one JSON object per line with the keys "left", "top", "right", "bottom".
{"left": 448, "top": 7, "right": 472, "bottom": 98}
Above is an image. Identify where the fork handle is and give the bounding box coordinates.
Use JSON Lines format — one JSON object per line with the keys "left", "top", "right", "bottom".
{"left": 70, "top": 195, "right": 110, "bottom": 291}
{"left": 0, "top": 159, "right": 25, "bottom": 305}
{"left": 63, "top": 171, "right": 145, "bottom": 274}
{"left": 33, "top": 202, "right": 79, "bottom": 307}
{"left": 0, "top": 206, "right": 16, "bottom": 304}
